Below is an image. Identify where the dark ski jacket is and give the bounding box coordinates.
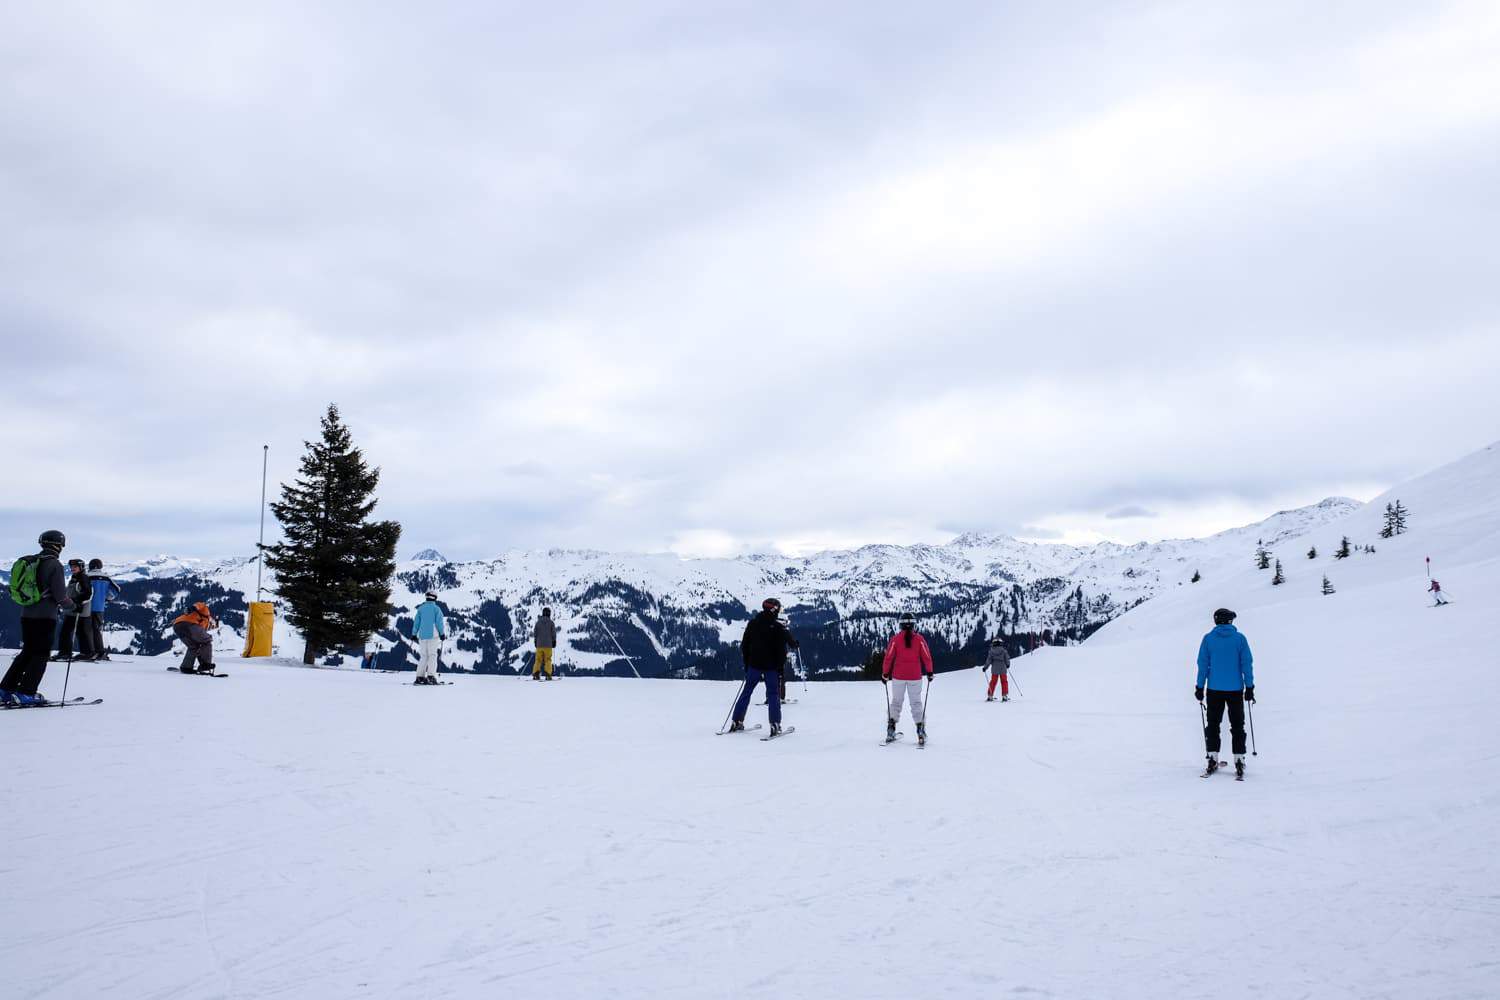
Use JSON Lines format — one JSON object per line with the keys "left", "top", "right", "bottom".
{"left": 19, "top": 553, "right": 71, "bottom": 620}
{"left": 741, "top": 610, "right": 797, "bottom": 671}
{"left": 65, "top": 570, "right": 92, "bottom": 618}
{"left": 533, "top": 615, "right": 557, "bottom": 649}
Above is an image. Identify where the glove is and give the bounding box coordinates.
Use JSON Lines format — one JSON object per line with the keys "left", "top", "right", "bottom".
{"left": 881, "top": 676, "right": 889, "bottom": 685}
{"left": 789, "top": 638, "right": 800, "bottom": 650}
{"left": 1244, "top": 686, "right": 1255, "bottom": 703}
{"left": 1194, "top": 686, "right": 1204, "bottom": 702}
{"left": 926, "top": 673, "right": 935, "bottom": 682}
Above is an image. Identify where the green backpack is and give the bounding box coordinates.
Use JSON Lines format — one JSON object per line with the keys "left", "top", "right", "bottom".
{"left": 8, "top": 555, "right": 41, "bottom": 606}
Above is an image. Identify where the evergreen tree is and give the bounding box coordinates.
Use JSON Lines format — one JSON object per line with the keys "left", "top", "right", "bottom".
{"left": 1271, "top": 559, "right": 1284, "bottom": 585}
{"left": 1392, "top": 499, "right": 1409, "bottom": 534}
{"left": 1321, "top": 574, "right": 1335, "bottom": 595}
{"left": 1307, "top": 546, "right": 1317, "bottom": 559}
{"left": 1380, "top": 502, "right": 1395, "bottom": 539}
{"left": 1334, "top": 536, "right": 1352, "bottom": 559}
{"left": 1254, "top": 541, "right": 1271, "bottom": 570}
{"left": 263, "top": 404, "right": 402, "bottom": 664}
{"left": 1190, "top": 569, "right": 1201, "bottom": 583}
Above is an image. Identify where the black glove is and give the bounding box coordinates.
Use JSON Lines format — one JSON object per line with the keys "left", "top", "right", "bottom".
{"left": 788, "top": 638, "right": 800, "bottom": 650}
{"left": 1194, "top": 686, "right": 1204, "bottom": 702}
{"left": 927, "top": 673, "right": 935, "bottom": 682}
{"left": 881, "top": 677, "right": 889, "bottom": 685}
{"left": 1244, "top": 686, "right": 1255, "bottom": 703}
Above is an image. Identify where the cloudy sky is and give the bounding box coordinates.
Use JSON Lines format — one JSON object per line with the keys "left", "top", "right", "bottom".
{"left": 3, "top": 1, "right": 1498, "bottom": 561}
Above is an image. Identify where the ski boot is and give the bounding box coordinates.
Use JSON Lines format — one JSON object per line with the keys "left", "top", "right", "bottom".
{"left": 985, "top": 695, "right": 995, "bottom": 702}
{"left": 0, "top": 689, "right": 16, "bottom": 706}
{"left": 769, "top": 723, "right": 782, "bottom": 738}
{"left": 885, "top": 719, "right": 898, "bottom": 744}
{"left": 727, "top": 720, "right": 744, "bottom": 732}
{"left": 1234, "top": 755, "right": 1246, "bottom": 779}
{"left": 917, "top": 722, "right": 927, "bottom": 747}
{"left": 15, "top": 693, "right": 44, "bottom": 707}
{"left": 1001, "top": 695, "right": 1010, "bottom": 702}
{"left": 1203, "top": 755, "right": 1220, "bottom": 776}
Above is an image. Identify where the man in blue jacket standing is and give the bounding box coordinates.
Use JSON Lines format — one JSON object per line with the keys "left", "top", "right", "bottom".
{"left": 1196, "top": 608, "right": 1255, "bottom": 778}
{"left": 411, "top": 591, "right": 447, "bottom": 685}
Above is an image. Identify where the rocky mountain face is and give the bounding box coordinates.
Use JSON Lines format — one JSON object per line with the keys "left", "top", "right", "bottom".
{"left": 0, "top": 497, "right": 1359, "bottom": 677}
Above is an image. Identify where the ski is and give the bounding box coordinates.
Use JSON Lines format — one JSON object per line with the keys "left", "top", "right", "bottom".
{"left": 413, "top": 681, "right": 454, "bottom": 686}
{"left": 715, "top": 723, "right": 763, "bottom": 736}
{"left": 760, "top": 726, "right": 796, "bottom": 741}
{"left": 881, "top": 732, "right": 905, "bottom": 746}
{"left": 2, "top": 697, "right": 103, "bottom": 711}
{"left": 168, "top": 668, "right": 228, "bottom": 677}
{"left": 757, "top": 699, "right": 798, "bottom": 706}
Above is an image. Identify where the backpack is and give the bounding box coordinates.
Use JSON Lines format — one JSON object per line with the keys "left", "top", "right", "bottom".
{"left": 8, "top": 555, "right": 41, "bottom": 606}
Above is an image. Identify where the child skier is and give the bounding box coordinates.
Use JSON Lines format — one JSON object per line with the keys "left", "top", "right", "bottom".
{"left": 1195, "top": 608, "right": 1255, "bottom": 777}
{"left": 411, "top": 591, "right": 447, "bottom": 684}
{"left": 173, "top": 601, "right": 219, "bottom": 674}
{"left": 1430, "top": 579, "right": 1449, "bottom": 606}
{"left": 982, "top": 637, "right": 1011, "bottom": 701}
{"left": 883, "top": 613, "right": 934, "bottom": 746}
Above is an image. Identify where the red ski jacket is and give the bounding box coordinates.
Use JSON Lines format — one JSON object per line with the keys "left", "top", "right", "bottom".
{"left": 882, "top": 631, "right": 934, "bottom": 681}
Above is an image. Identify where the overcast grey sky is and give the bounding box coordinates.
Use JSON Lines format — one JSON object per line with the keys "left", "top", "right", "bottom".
{"left": 3, "top": 1, "right": 1498, "bottom": 561}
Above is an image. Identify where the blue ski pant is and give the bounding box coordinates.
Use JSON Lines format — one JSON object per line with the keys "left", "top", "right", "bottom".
{"left": 733, "top": 667, "right": 781, "bottom": 726}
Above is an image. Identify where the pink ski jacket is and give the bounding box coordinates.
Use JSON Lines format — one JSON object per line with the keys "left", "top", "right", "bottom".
{"left": 882, "top": 631, "right": 934, "bottom": 681}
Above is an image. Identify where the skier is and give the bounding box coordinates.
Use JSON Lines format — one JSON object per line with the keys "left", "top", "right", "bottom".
{"left": 532, "top": 607, "right": 558, "bottom": 680}
{"left": 728, "top": 598, "right": 799, "bottom": 736}
{"left": 1, "top": 530, "right": 75, "bottom": 705}
{"left": 411, "top": 591, "right": 447, "bottom": 685}
{"left": 883, "top": 613, "right": 934, "bottom": 746}
{"left": 1429, "top": 579, "right": 1449, "bottom": 606}
{"left": 982, "top": 637, "right": 1011, "bottom": 701}
{"left": 52, "top": 559, "right": 96, "bottom": 662}
{"left": 87, "top": 558, "right": 122, "bottom": 660}
{"left": 1195, "top": 608, "right": 1255, "bottom": 778}
{"left": 172, "top": 601, "right": 219, "bottom": 674}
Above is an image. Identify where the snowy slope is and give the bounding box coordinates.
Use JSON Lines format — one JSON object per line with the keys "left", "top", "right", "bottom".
{"left": 0, "top": 446, "right": 1495, "bottom": 998}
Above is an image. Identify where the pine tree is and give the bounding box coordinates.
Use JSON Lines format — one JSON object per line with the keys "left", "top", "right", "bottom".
{"left": 1271, "top": 559, "right": 1284, "bottom": 585}
{"left": 1392, "top": 499, "right": 1408, "bottom": 534}
{"left": 1321, "top": 574, "right": 1335, "bottom": 595}
{"left": 1255, "top": 541, "right": 1271, "bottom": 570}
{"left": 1334, "top": 536, "right": 1352, "bottom": 559}
{"left": 1307, "top": 546, "right": 1317, "bottom": 559}
{"left": 1190, "top": 569, "right": 1201, "bottom": 583}
{"left": 263, "top": 404, "right": 402, "bottom": 664}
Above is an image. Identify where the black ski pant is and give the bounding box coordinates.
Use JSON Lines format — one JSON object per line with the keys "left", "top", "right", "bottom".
{"left": 3, "top": 617, "right": 59, "bottom": 695}
{"left": 174, "top": 622, "right": 214, "bottom": 671}
{"left": 56, "top": 614, "right": 95, "bottom": 660}
{"left": 1204, "top": 689, "right": 1246, "bottom": 756}
{"left": 89, "top": 611, "right": 107, "bottom": 657}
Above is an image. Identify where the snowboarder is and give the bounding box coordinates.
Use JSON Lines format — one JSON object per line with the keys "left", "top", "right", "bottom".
{"left": 411, "top": 591, "right": 447, "bottom": 685}
{"left": 53, "top": 559, "right": 97, "bottom": 662}
{"left": 87, "top": 558, "right": 122, "bottom": 660}
{"left": 883, "top": 613, "right": 934, "bottom": 745}
{"left": 1195, "top": 608, "right": 1255, "bottom": 778}
{"left": 1, "top": 530, "right": 75, "bottom": 705}
{"left": 728, "top": 598, "right": 799, "bottom": 736}
{"left": 1429, "top": 579, "right": 1449, "bottom": 606}
{"left": 172, "top": 601, "right": 219, "bottom": 674}
{"left": 533, "top": 607, "right": 558, "bottom": 680}
{"left": 982, "top": 637, "right": 1011, "bottom": 701}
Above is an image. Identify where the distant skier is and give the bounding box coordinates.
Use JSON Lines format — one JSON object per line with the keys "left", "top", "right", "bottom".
{"left": 533, "top": 607, "right": 558, "bottom": 680}
{"left": 173, "top": 601, "right": 219, "bottom": 674}
{"left": 53, "top": 559, "right": 96, "bottom": 662}
{"left": 982, "top": 637, "right": 1011, "bottom": 702}
{"left": 87, "top": 558, "right": 122, "bottom": 660}
{"left": 1429, "top": 579, "right": 1449, "bottom": 606}
{"left": 883, "top": 613, "right": 934, "bottom": 746}
{"left": 412, "top": 591, "right": 447, "bottom": 685}
{"left": 1195, "top": 608, "right": 1255, "bottom": 778}
{"left": 1, "top": 530, "right": 75, "bottom": 706}
{"left": 728, "top": 598, "right": 799, "bottom": 736}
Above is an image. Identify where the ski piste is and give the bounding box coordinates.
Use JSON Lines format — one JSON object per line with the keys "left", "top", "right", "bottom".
{"left": 2, "top": 697, "right": 104, "bottom": 711}
{"left": 716, "top": 723, "right": 763, "bottom": 736}
{"left": 760, "top": 726, "right": 795, "bottom": 741}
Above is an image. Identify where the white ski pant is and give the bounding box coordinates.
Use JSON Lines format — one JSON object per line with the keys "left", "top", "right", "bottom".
{"left": 418, "top": 638, "right": 442, "bottom": 678}
{"left": 888, "top": 678, "right": 926, "bottom": 725}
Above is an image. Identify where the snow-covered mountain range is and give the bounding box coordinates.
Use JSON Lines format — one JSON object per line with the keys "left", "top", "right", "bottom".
{"left": 3, "top": 494, "right": 1361, "bottom": 677}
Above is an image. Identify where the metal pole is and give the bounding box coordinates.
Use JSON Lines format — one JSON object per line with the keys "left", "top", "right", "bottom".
{"left": 256, "top": 444, "right": 269, "bottom": 601}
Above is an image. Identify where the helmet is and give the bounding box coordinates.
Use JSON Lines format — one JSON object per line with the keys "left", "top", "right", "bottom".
{"left": 1213, "top": 608, "right": 1237, "bottom": 625}
{"left": 762, "top": 598, "right": 782, "bottom": 612}
{"left": 38, "top": 529, "right": 66, "bottom": 549}
{"left": 990, "top": 637, "right": 1004, "bottom": 646}
{"left": 899, "top": 613, "right": 916, "bottom": 628}
{"left": 424, "top": 591, "right": 437, "bottom": 601}
{"left": 87, "top": 558, "right": 103, "bottom": 570}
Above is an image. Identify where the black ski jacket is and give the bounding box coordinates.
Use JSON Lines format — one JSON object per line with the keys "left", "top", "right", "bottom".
{"left": 741, "top": 610, "right": 798, "bottom": 670}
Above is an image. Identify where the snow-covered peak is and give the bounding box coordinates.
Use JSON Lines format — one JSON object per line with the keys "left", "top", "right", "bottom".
{"left": 410, "top": 548, "right": 448, "bottom": 563}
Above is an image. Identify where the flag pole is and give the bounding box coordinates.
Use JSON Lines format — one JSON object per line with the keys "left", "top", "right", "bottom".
{"left": 256, "top": 445, "right": 269, "bottom": 601}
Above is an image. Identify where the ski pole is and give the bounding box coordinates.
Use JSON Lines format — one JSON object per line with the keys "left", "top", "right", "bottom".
{"left": 1008, "top": 668, "right": 1022, "bottom": 698}
{"left": 796, "top": 648, "right": 808, "bottom": 694}
{"left": 921, "top": 674, "right": 932, "bottom": 724}
{"left": 1247, "top": 698, "right": 1257, "bottom": 757}
{"left": 719, "top": 674, "right": 749, "bottom": 734}
{"left": 882, "top": 677, "right": 891, "bottom": 723}
{"left": 59, "top": 656, "right": 72, "bottom": 708}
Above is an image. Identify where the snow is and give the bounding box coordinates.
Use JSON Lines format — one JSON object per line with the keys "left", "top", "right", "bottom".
{"left": 2, "top": 444, "right": 1496, "bottom": 997}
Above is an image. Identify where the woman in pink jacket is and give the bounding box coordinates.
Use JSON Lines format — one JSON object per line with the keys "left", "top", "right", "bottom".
{"left": 883, "top": 613, "right": 934, "bottom": 745}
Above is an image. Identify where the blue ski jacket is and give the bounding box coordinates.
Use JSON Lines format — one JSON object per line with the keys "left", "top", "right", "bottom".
{"left": 412, "top": 600, "right": 446, "bottom": 640}
{"left": 1196, "top": 624, "right": 1254, "bottom": 691}
{"left": 89, "top": 573, "right": 121, "bottom": 613}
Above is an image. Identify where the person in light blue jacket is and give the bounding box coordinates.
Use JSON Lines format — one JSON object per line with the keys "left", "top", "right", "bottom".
{"left": 87, "top": 559, "right": 122, "bottom": 661}
{"left": 1195, "top": 608, "right": 1255, "bottom": 776}
{"left": 411, "top": 591, "right": 447, "bottom": 685}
